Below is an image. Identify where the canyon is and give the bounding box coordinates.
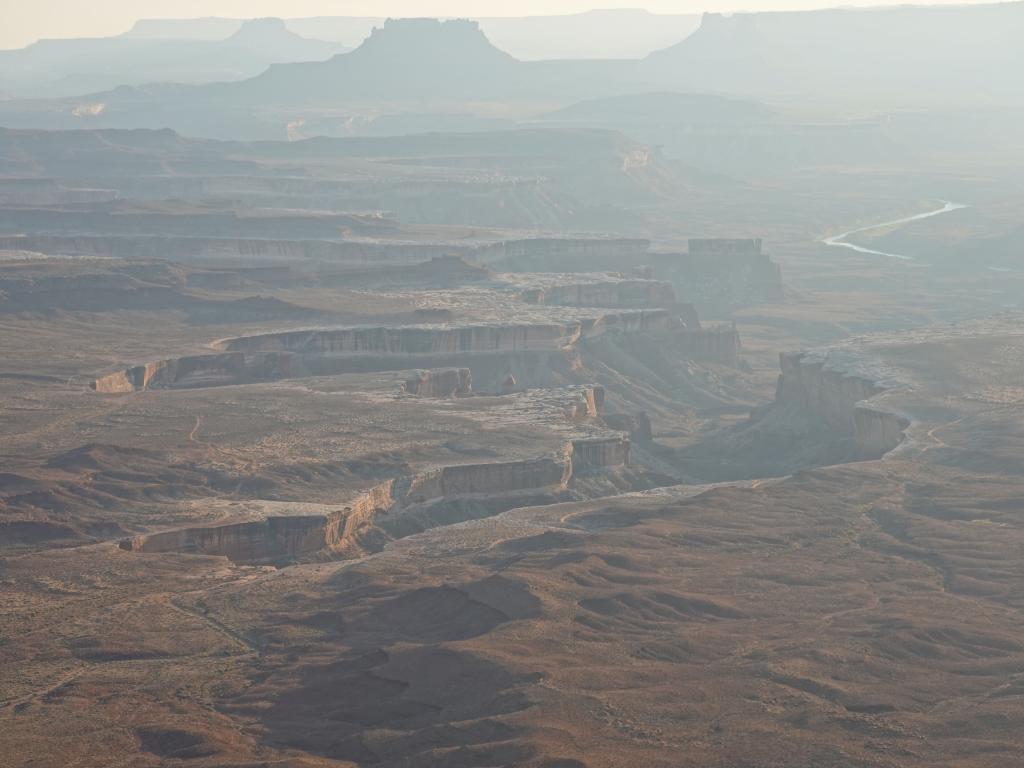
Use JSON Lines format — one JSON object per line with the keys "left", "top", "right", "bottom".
{"left": 4, "top": 13, "right": 1024, "bottom": 766}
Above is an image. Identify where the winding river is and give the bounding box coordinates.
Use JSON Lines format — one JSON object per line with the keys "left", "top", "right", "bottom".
{"left": 823, "top": 200, "right": 967, "bottom": 260}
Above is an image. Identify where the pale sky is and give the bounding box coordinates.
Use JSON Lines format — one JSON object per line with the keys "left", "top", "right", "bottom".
{"left": 0, "top": 0, "right": 999, "bottom": 49}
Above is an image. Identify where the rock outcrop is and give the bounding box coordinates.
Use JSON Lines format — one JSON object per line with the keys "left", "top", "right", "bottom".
{"left": 92, "top": 352, "right": 300, "bottom": 393}
{"left": 486, "top": 236, "right": 784, "bottom": 314}
{"left": 118, "top": 515, "right": 328, "bottom": 564}
{"left": 404, "top": 368, "right": 472, "bottom": 397}
{"left": 120, "top": 436, "right": 637, "bottom": 564}
{"left": 775, "top": 351, "right": 909, "bottom": 459}
{"left": 92, "top": 310, "right": 741, "bottom": 393}
{"left": 571, "top": 436, "right": 631, "bottom": 469}
{"left": 0, "top": 235, "right": 461, "bottom": 265}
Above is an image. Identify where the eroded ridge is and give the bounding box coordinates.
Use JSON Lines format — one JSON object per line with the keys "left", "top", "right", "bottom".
{"left": 92, "top": 310, "right": 741, "bottom": 393}
{"left": 776, "top": 350, "right": 911, "bottom": 459}
{"left": 118, "top": 435, "right": 641, "bottom": 565}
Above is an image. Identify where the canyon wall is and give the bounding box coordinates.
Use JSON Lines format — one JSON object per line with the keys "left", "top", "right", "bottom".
{"left": 218, "top": 322, "right": 580, "bottom": 355}
{"left": 478, "top": 236, "right": 783, "bottom": 314}
{"left": 120, "top": 437, "right": 632, "bottom": 564}
{"left": 92, "top": 352, "right": 302, "bottom": 393}
{"left": 665, "top": 249, "right": 784, "bottom": 308}
{"left": 0, "top": 235, "right": 648, "bottom": 268}
{"left": 776, "top": 351, "right": 909, "bottom": 458}
{"left": 674, "top": 325, "right": 741, "bottom": 366}
{"left": 119, "top": 515, "right": 329, "bottom": 564}
{"left": 0, "top": 235, "right": 459, "bottom": 265}
{"left": 520, "top": 280, "right": 679, "bottom": 310}
{"left": 94, "top": 310, "right": 737, "bottom": 393}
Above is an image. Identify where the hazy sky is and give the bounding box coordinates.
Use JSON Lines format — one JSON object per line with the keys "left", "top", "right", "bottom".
{"left": 1, "top": 0, "right": 998, "bottom": 49}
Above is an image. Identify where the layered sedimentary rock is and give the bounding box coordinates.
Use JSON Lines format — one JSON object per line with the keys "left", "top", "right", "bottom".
{"left": 218, "top": 322, "right": 580, "bottom": 355}
{"left": 0, "top": 235, "right": 459, "bottom": 265}
{"left": 486, "top": 236, "right": 783, "bottom": 314}
{"left": 121, "top": 437, "right": 633, "bottom": 564}
{"left": 519, "top": 280, "right": 679, "bottom": 310}
{"left": 475, "top": 237, "right": 651, "bottom": 267}
{"left": 776, "top": 351, "right": 909, "bottom": 458}
{"left": 118, "top": 516, "right": 328, "bottom": 564}
{"left": 403, "top": 368, "right": 472, "bottom": 397}
{"left": 404, "top": 455, "right": 572, "bottom": 503}
{"left": 571, "top": 436, "right": 630, "bottom": 469}
{"left": 92, "top": 352, "right": 300, "bottom": 393}
{"left": 93, "top": 309, "right": 740, "bottom": 393}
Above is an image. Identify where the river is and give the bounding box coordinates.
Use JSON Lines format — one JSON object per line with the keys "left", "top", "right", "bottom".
{"left": 823, "top": 200, "right": 967, "bottom": 260}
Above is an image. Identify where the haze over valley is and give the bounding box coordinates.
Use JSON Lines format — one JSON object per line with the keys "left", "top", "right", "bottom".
{"left": 3, "top": 4, "right": 1024, "bottom": 767}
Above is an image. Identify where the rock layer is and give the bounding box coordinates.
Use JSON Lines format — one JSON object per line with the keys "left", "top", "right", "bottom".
{"left": 93, "top": 310, "right": 741, "bottom": 393}
{"left": 119, "top": 437, "right": 634, "bottom": 564}
{"left": 776, "top": 351, "right": 909, "bottom": 459}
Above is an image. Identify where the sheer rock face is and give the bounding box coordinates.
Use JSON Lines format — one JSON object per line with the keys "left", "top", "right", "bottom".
{"left": 777, "top": 351, "right": 909, "bottom": 459}
{"left": 585, "top": 386, "right": 605, "bottom": 417}
{"left": 119, "top": 436, "right": 633, "bottom": 564}
{"left": 486, "top": 236, "right": 784, "bottom": 312}
{"left": 571, "top": 436, "right": 631, "bottom": 469}
{"left": 92, "top": 310, "right": 742, "bottom": 393}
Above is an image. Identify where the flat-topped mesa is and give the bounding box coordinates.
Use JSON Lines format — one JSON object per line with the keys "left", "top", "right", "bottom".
{"left": 674, "top": 238, "right": 785, "bottom": 306}
{"left": 564, "top": 386, "right": 653, "bottom": 442}
{"left": 120, "top": 436, "right": 636, "bottom": 564}
{"left": 404, "top": 368, "right": 472, "bottom": 397}
{"left": 117, "top": 515, "right": 329, "bottom": 565}
{"left": 218, "top": 321, "right": 580, "bottom": 355}
{"left": 0, "top": 235, "right": 465, "bottom": 266}
{"left": 92, "top": 310, "right": 740, "bottom": 394}
{"left": 776, "top": 351, "right": 909, "bottom": 459}
{"left": 474, "top": 235, "right": 782, "bottom": 313}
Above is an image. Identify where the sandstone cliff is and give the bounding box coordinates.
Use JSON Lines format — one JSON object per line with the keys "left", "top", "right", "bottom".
{"left": 120, "top": 437, "right": 640, "bottom": 564}
{"left": 776, "top": 351, "right": 909, "bottom": 459}
{"left": 93, "top": 310, "right": 740, "bottom": 393}
{"left": 404, "top": 368, "right": 472, "bottom": 397}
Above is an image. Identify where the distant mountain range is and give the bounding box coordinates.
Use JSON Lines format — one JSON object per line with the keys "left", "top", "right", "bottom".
{"left": 0, "top": 18, "right": 347, "bottom": 99}
{"left": 122, "top": 10, "right": 702, "bottom": 61}
{"left": 0, "top": 5, "right": 1021, "bottom": 145}
{"left": 643, "top": 4, "right": 1024, "bottom": 109}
